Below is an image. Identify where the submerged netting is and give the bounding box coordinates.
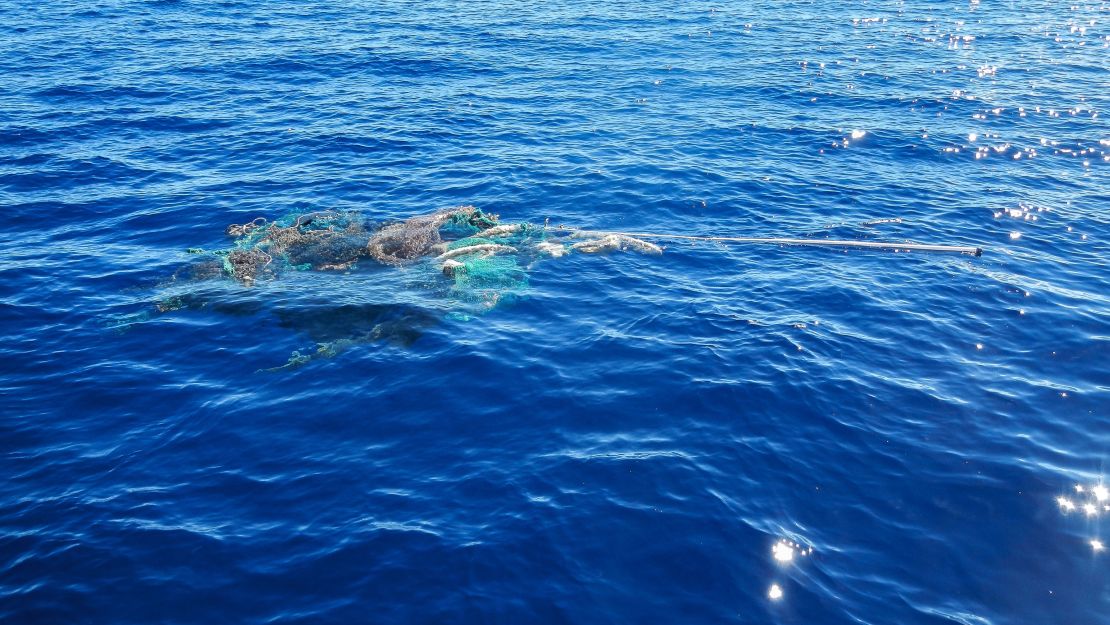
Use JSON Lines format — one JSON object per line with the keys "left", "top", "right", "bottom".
{"left": 118, "top": 201, "right": 977, "bottom": 369}
{"left": 210, "top": 210, "right": 374, "bottom": 285}
{"left": 445, "top": 253, "right": 529, "bottom": 309}
{"left": 207, "top": 206, "right": 504, "bottom": 286}
{"left": 121, "top": 206, "right": 664, "bottom": 367}
{"left": 366, "top": 206, "right": 496, "bottom": 265}
{"left": 209, "top": 206, "right": 657, "bottom": 282}
{"left": 186, "top": 206, "right": 664, "bottom": 318}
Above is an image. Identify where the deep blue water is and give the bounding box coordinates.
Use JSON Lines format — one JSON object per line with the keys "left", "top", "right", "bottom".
{"left": 2, "top": 1, "right": 1109, "bottom": 623}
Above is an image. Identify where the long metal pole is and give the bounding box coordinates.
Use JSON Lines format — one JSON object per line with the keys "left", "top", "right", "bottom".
{"left": 553, "top": 228, "right": 983, "bottom": 257}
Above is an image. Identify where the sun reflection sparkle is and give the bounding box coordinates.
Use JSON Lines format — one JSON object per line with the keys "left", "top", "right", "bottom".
{"left": 1057, "top": 478, "right": 1110, "bottom": 553}
{"left": 772, "top": 541, "right": 794, "bottom": 563}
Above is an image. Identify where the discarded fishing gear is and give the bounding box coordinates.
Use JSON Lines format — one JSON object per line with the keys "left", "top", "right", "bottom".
{"left": 205, "top": 206, "right": 663, "bottom": 286}
{"left": 124, "top": 206, "right": 981, "bottom": 370}
{"left": 189, "top": 206, "right": 981, "bottom": 292}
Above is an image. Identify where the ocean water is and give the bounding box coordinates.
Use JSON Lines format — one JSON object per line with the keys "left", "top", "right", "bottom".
{"left": 1, "top": 1, "right": 1108, "bottom": 623}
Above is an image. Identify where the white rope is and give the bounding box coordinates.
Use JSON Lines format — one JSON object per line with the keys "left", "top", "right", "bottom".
{"left": 552, "top": 228, "right": 983, "bottom": 257}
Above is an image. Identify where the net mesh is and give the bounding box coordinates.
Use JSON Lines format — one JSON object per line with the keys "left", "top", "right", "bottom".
{"left": 365, "top": 206, "right": 495, "bottom": 266}
{"left": 211, "top": 206, "right": 652, "bottom": 292}
{"left": 216, "top": 210, "right": 373, "bottom": 284}
{"left": 212, "top": 206, "right": 500, "bottom": 284}
{"left": 115, "top": 206, "right": 663, "bottom": 367}
{"left": 447, "top": 253, "right": 528, "bottom": 310}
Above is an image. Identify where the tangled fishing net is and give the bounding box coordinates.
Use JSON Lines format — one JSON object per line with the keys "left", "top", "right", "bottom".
{"left": 204, "top": 205, "right": 660, "bottom": 293}
{"left": 216, "top": 210, "right": 374, "bottom": 284}
{"left": 203, "top": 206, "right": 513, "bottom": 286}
{"left": 366, "top": 206, "right": 497, "bottom": 265}
{"left": 124, "top": 205, "right": 663, "bottom": 368}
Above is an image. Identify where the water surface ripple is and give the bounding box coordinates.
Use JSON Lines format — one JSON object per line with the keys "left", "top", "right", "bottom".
{"left": 1, "top": 1, "right": 1108, "bottom": 624}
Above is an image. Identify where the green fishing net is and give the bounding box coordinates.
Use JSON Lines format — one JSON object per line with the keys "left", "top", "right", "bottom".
{"left": 446, "top": 253, "right": 529, "bottom": 310}
{"left": 365, "top": 206, "right": 493, "bottom": 266}
{"left": 204, "top": 210, "right": 374, "bottom": 285}
{"left": 115, "top": 206, "right": 662, "bottom": 368}
{"left": 208, "top": 206, "right": 500, "bottom": 284}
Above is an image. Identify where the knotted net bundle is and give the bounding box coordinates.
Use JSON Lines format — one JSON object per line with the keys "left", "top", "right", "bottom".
{"left": 365, "top": 206, "right": 497, "bottom": 265}
{"left": 118, "top": 206, "right": 663, "bottom": 368}
{"left": 218, "top": 211, "right": 371, "bottom": 284}
{"left": 215, "top": 206, "right": 499, "bottom": 284}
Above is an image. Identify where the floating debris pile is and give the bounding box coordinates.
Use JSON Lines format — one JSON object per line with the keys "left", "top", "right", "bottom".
{"left": 117, "top": 206, "right": 664, "bottom": 369}
{"left": 204, "top": 206, "right": 660, "bottom": 288}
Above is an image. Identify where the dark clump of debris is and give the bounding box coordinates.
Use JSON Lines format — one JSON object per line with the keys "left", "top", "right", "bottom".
{"left": 212, "top": 206, "right": 499, "bottom": 284}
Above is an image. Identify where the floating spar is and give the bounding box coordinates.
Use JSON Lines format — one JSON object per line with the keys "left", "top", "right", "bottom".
{"left": 551, "top": 228, "right": 983, "bottom": 257}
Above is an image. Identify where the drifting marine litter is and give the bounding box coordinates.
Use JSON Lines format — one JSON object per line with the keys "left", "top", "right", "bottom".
{"left": 127, "top": 206, "right": 662, "bottom": 370}
{"left": 125, "top": 205, "right": 978, "bottom": 370}
{"left": 192, "top": 205, "right": 661, "bottom": 287}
